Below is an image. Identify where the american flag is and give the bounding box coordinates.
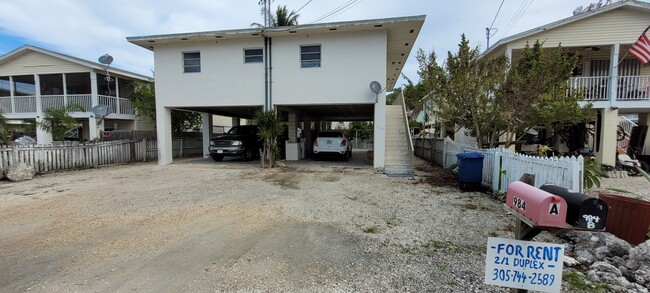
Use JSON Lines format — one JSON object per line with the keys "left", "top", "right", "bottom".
{"left": 629, "top": 25, "right": 650, "bottom": 64}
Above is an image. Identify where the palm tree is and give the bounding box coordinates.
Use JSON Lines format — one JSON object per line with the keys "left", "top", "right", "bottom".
{"left": 271, "top": 5, "right": 299, "bottom": 27}
{"left": 252, "top": 5, "right": 299, "bottom": 28}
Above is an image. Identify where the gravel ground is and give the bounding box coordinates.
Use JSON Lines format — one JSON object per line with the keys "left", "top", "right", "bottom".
{"left": 0, "top": 155, "right": 565, "bottom": 292}
{"left": 586, "top": 176, "right": 650, "bottom": 201}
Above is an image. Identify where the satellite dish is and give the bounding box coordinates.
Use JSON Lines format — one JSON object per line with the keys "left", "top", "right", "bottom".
{"left": 92, "top": 104, "right": 112, "bottom": 118}
{"left": 98, "top": 54, "right": 113, "bottom": 65}
{"left": 369, "top": 81, "right": 383, "bottom": 94}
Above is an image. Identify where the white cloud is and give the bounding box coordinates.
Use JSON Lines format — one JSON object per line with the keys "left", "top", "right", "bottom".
{"left": 0, "top": 0, "right": 600, "bottom": 87}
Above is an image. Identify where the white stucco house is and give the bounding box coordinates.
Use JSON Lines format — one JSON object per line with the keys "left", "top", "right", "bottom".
{"left": 483, "top": 0, "right": 650, "bottom": 165}
{"left": 0, "top": 45, "right": 154, "bottom": 144}
{"left": 128, "top": 15, "right": 425, "bottom": 170}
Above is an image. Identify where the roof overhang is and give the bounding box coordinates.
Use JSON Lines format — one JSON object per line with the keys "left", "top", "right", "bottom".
{"left": 127, "top": 15, "right": 425, "bottom": 91}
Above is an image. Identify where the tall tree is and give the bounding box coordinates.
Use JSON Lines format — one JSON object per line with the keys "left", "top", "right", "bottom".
{"left": 500, "top": 41, "right": 595, "bottom": 147}
{"left": 130, "top": 82, "right": 202, "bottom": 137}
{"left": 428, "top": 34, "right": 508, "bottom": 147}
{"left": 252, "top": 5, "right": 299, "bottom": 27}
{"left": 271, "top": 5, "right": 299, "bottom": 26}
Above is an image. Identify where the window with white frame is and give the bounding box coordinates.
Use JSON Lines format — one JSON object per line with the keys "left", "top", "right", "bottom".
{"left": 244, "top": 48, "right": 263, "bottom": 63}
{"left": 300, "top": 45, "right": 321, "bottom": 68}
{"left": 183, "top": 52, "right": 201, "bottom": 73}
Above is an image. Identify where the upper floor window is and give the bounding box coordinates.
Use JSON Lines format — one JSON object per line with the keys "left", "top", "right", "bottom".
{"left": 300, "top": 45, "right": 321, "bottom": 68}
{"left": 183, "top": 52, "right": 201, "bottom": 73}
{"left": 0, "top": 76, "right": 10, "bottom": 97}
{"left": 244, "top": 48, "right": 263, "bottom": 63}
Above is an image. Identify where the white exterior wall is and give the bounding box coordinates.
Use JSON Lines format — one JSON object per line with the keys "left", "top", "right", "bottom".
{"left": 273, "top": 31, "right": 386, "bottom": 105}
{"left": 153, "top": 39, "right": 265, "bottom": 107}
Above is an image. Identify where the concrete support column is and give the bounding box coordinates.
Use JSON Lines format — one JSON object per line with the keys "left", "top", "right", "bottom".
{"left": 595, "top": 108, "right": 618, "bottom": 166}
{"left": 90, "top": 71, "right": 98, "bottom": 107}
{"left": 304, "top": 118, "right": 312, "bottom": 157}
{"left": 202, "top": 113, "right": 213, "bottom": 158}
{"left": 374, "top": 93, "right": 386, "bottom": 169}
{"left": 638, "top": 113, "right": 650, "bottom": 155}
{"left": 35, "top": 117, "right": 52, "bottom": 145}
{"left": 34, "top": 74, "right": 42, "bottom": 114}
{"left": 288, "top": 112, "right": 297, "bottom": 143}
{"left": 157, "top": 106, "right": 173, "bottom": 165}
{"left": 232, "top": 117, "right": 240, "bottom": 127}
{"left": 88, "top": 116, "right": 100, "bottom": 141}
{"left": 609, "top": 44, "right": 620, "bottom": 107}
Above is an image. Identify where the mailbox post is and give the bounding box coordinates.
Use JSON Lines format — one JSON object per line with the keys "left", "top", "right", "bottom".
{"left": 496, "top": 174, "right": 609, "bottom": 293}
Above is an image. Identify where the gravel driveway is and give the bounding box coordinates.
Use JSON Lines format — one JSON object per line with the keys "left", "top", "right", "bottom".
{"left": 0, "top": 157, "right": 540, "bottom": 292}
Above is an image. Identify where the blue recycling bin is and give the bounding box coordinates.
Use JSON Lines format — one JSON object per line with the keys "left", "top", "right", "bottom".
{"left": 456, "top": 152, "right": 484, "bottom": 191}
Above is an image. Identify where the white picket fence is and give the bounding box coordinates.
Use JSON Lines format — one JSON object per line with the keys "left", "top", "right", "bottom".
{"left": 0, "top": 138, "right": 204, "bottom": 177}
{"left": 413, "top": 137, "right": 584, "bottom": 193}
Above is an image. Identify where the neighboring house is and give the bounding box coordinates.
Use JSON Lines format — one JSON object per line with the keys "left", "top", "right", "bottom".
{"left": 484, "top": 0, "right": 650, "bottom": 165}
{"left": 0, "top": 45, "right": 154, "bottom": 144}
{"left": 128, "top": 15, "right": 425, "bottom": 170}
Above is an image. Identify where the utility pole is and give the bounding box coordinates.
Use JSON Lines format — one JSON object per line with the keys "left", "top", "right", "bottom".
{"left": 486, "top": 27, "right": 497, "bottom": 49}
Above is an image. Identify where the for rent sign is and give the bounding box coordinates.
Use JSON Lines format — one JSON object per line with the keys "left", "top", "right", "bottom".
{"left": 484, "top": 237, "right": 564, "bottom": 293}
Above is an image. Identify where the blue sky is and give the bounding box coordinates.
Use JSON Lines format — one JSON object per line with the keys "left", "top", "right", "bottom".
{"left": 0, "top": 0, "right": 603, "bottom": 88}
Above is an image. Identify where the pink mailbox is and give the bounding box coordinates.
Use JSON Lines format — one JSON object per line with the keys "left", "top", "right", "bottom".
{"left": 506, "top": 181, "right": 568, "bottom": 228}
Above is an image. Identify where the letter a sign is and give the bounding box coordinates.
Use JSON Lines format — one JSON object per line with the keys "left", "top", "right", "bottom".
{"left": 548, "top": 203, "right": 560, "bottom": 215}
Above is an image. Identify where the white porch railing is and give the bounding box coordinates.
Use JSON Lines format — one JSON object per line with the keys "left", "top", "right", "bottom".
{"left": 119, "top": 98, "right": 134, "bottom": 115}
{"left": 618, "top": 76, "right": 650, "bottom": 100}
{"left": 0, "top": 97, "right": 11, "bottom": 113}
{"left": 568, "top": 75, "right": 650, "bottom": 101}
{"left": 41, "top": 95, "right": 65, "bottom": 111}
{"left": 14, "top": 96, "right": 37, "bottom": 113}
{"left": 68, "top": 94, "right": 92, "bottom": 112}
{"left": 567, "top": 76, "right": 609, "bottom": 101}
{"left": 1, "top": 94, "right": 131, "bottom": 115}
{"left": 99, "top": 95, "right": 117, "bottom": 114}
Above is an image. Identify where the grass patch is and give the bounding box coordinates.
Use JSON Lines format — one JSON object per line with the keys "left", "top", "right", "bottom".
{"left": 563, "top": 271, "right": 612, "bottom": 293}
{"left": 422, "top": 240, "right": 470, "bottom": 254}
{"left": 363, "top": 226, "right": 380, "bottom": 234}
{"left": 447, "top": 280, "right": 457, "bottom": 286}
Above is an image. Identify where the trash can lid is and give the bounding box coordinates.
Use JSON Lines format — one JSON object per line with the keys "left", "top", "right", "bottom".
{"left": 456, "top": 152, "right": 484, "bottom": 159}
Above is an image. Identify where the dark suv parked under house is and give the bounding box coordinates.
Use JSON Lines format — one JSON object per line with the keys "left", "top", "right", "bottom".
{"left": 209, "top": 125, "right": 262, "bottom": 161}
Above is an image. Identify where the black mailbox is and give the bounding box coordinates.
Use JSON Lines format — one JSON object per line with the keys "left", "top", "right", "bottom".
{"left": 539, "top": 184, "right": 608, "bottom": 230}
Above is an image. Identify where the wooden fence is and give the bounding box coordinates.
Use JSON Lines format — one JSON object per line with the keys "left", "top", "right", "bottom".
{"left": 414, "top": 137, "right": 584, "bottom": 193}
{"left": 0, "top": 138, "right": 204, "bottom": 177}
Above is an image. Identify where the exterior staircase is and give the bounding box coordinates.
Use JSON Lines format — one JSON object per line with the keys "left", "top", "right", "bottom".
{"left": 384, "top": 92, "right": 413, "bottom": 176}
{"left": 617, "top": 116, "right": 637, "bottom": 153}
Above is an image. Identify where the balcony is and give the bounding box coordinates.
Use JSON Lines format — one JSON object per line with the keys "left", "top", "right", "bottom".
{"left": 568, "top": 75, "right": 650, "bottom": 102}
{"left": 0, "top": 94, "right": 134, "bottom": 116}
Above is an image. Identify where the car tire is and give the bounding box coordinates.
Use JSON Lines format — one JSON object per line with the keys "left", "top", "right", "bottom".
{"left": 211, "top": 154, "right": 224, "bottom": 161}
{"left": 347, "top": 150, "right": 352, "bottom": 159}
{"left": 342, "top": 153, "right": 349, "bottom": 162}
{"left": 313, "top": 154, "right": 319, "bottom": 161}
{"left": 241, "top": 148, "right": 253, "bottom": 161}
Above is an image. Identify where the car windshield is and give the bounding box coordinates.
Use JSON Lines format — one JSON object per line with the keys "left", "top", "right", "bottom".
{"left": 318, "top": 132, "right": 343, "bottom": 138}
{"left": 227, "top": 126, "right": 256, "bottom": 135}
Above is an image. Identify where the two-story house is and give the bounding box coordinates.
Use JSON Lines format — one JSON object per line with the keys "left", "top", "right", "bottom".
{"left": 484, "top": 0, "right": 650, "bottom": 166}
{"left": 0, "top": 45, "right": 154, "bottom": 144}
{"left": 128, "top": 15, "right": 425, "bottom": 170}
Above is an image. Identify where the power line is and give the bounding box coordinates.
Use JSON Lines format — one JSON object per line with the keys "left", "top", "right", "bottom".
{"left": 296, "top": 0, "right": 313, "bottom": 13}
{"left": 504, "top": 0, "right": 533, "bottom": 34}
{"left": 486, "top": 0, "right": 505, "bottom": 48}
{"left": 489, "top": 0, "right": 505, "bottom": 30}
{"left": 498, "top": 0, "right": 532, "bottom": 40}
{"left": 309, "top": 0, "right": 362, "bottom": 24}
